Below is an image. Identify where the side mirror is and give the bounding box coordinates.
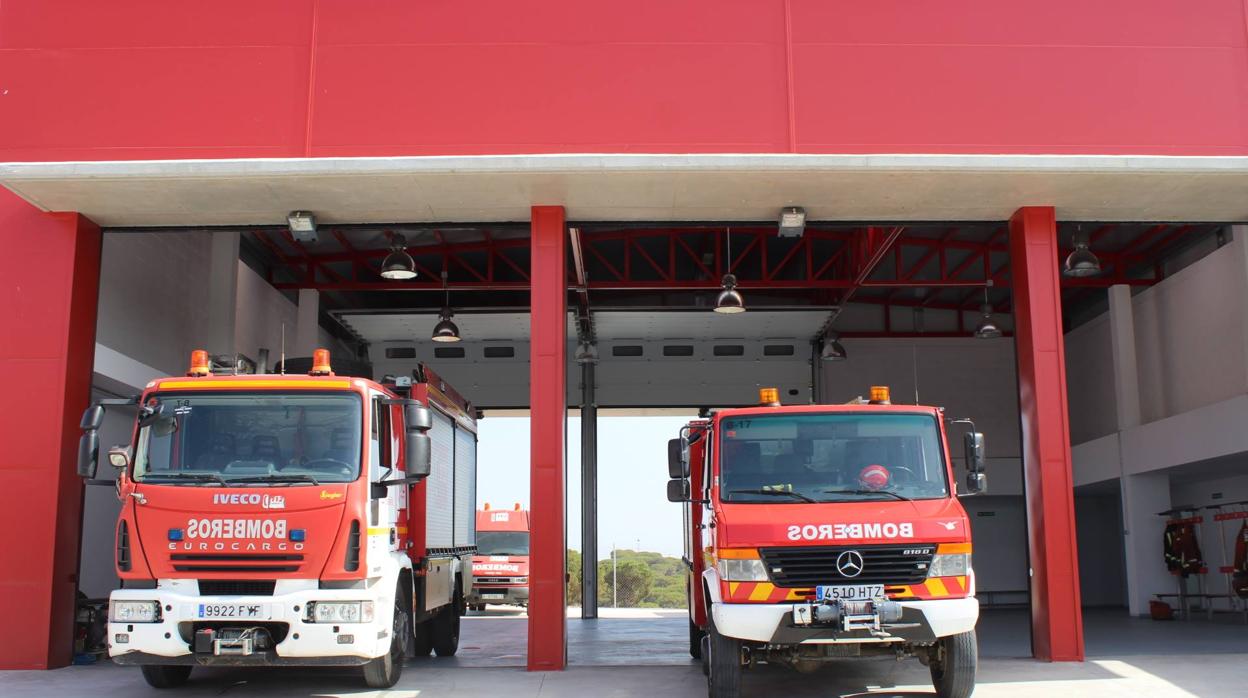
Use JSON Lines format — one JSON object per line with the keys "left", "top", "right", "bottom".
{"left": 107, "top": 445, "right": 131, "bottom": 469}
{"left": 405, "top": 404, "right": 432, "bottom": 431}
{"left": 82, "top": 405, "right": 105, "bottom": 431}
{"left": 965, "top": 471, "right": 988, "bottom": 494}
{"left": 963, "top": 432, "right": 986, "bottom": 473}
{"left": 77, "top": 431, "right": 100, "bottom": 478}
{"left": 405, "top": 431, "right": 431, "bottom": 479}
{"left": 666, "top": 478, "right": 690, "bottom": 503}
{"left": 667, "top": 438, "right": 689, "bottom": 479}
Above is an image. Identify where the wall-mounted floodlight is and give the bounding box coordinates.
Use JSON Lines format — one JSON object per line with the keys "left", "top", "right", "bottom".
{"left": 287, "top": 211, "right": 317, "bottom": 243}
{"left": 778, "top": 206, "right": 806, "bottom": 238}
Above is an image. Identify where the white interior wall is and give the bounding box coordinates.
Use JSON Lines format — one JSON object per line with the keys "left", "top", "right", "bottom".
{"left": 235, "top": 262, "right": 350, "bottom": 365}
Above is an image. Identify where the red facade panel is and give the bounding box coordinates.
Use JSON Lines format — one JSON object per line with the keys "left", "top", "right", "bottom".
{"left": 0, "top": 192, "right": 100, "bottom": 668}
{"left": 0, "top": 0, "right": 1245, "bottom": 160}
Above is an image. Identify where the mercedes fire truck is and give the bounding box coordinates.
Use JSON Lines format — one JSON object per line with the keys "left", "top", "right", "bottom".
{"left": 76, "top": 349, "right": 478, "bottom": 689}
{"left": 667, "top": 387, "right": 986, "bottom": 698}
{"left": 467, "top": 504, "right": 531, "bottom": 610}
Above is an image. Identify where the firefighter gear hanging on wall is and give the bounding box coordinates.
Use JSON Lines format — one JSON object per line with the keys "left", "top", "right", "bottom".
{"left": 1163, "top": 521, "right": 1205, "bottom": 577}
{"left": 1232, "top": 521, "right": 1248, "bottom": 598}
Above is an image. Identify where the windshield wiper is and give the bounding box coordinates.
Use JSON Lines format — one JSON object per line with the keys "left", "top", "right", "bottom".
{"left": 822, "top": 489, "right": 912, "bottom": 501}
{"left": 728, "top": 488, "right": 817, "bottom": 503}
{"left": 227, "top": 474, "right": 321, "bottom": 485}
{"left": 143, "top": 472, "right": 227, "bottom": 485}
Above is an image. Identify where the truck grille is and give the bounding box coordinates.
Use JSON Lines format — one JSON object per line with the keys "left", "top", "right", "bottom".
{"left": 759, "top": 545, "right": 936, "bottom": 587}
{"left": 171, "top": 553, "right": 303, "bottom": 573}
{"left": 197, "top": 580, "right": 277, "bottom": 596}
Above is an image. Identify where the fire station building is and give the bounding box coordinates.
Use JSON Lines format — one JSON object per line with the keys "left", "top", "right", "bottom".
{"left": 1, "top": 0, "right": 1247, "bottom": 683}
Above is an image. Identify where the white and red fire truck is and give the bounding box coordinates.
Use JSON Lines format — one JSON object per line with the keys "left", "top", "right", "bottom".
{"left": 76, "top": 349, "right": 478, "bottom": 689}
{"left": 467, "top": 504, "right": 531, "bottom": 610}
{"left": 668, "top": 386, "right": 986, "bottom": 698}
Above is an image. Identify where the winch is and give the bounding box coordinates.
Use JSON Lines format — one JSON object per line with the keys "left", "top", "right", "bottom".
{"left": 792, "top": 598, "right": 905, "bottom": 635}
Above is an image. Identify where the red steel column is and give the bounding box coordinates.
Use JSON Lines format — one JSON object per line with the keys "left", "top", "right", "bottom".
{"left": 1008, "top": 206, "right": 1085, "bottom": 661}
{"left": 527, "top": 205, "right": 567, "bottom": 670}
{"left": 0, "top": 192, "right": 101, "bottom": 668}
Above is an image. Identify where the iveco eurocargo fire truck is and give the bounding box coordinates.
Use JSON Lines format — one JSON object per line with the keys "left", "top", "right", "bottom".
{"left": 77, "top": 349, "right": 478, "bottom": 689}
{"left": 467, "top": 504, "right": 530, "bottom": 610}
{"left": 667, "top": 386, "right": 987, "bottom": 698}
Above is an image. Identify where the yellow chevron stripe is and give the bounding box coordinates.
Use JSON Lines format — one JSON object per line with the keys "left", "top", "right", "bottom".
{"left": 748, "top": 583, "right": 774, "bottom": 602}
{"left": 728, "top": 582, "right": 740, "bottom": 597}
{"left": 926, "top": 577, "right": 949, "bottom": 597}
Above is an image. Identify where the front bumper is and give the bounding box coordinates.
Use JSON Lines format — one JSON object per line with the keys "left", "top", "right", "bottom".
{"left": 107, "top": 581, "right": 393, "bottom": 664}
{"left": 712, "top": 596, "right": 978, "bottom": 644}
{"left": 468, "top": 585, "right": 529, "bottom": 606}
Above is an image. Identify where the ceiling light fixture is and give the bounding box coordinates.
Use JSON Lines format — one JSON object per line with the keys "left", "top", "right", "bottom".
{"left": 714, "top": 228, "right": 746, "bottom": 314}
{"left": 380, "top": 233, "right": 417, "bottom": 280}
{"left": 1063, "top": 226, "right": 1102, "bottom": 278}
{"left": 820, "top": 333, "right": 848, "bottom": 361}
{"left": 431, "top": 271, "right": 461, "bottom": 343}
{"left": 974, "top": 283, "right": 1002, "bottom": 339}
{"left": 778, "top": 206, "right": 807, "bottom": 238}
{"left": 287, "top": 210, "right": 317, "bottom": 243}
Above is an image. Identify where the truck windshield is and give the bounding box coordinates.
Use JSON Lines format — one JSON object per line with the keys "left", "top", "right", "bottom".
{"left": 133, "top": 392, "right": 363, "bottom": 485}
{"left": 476, "top": 531, "right": 530, "bottom": 556}
{"left": 719, "top": 413, "right": 948, "bottom": 503}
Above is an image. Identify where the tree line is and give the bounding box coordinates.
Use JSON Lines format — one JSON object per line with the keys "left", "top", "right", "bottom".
{"left": 566, "top": 548, "right": 687, "bottom": 608}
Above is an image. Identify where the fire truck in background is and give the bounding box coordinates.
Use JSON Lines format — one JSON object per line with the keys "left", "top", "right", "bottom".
{"left": 77, "top": 350, "right": 478, "bottom": 689}
{"left": 467, "top": 504, "right": 531, "bottom": 610}
{"left": 667, "top": 387, "right": 987, "bottom": 698}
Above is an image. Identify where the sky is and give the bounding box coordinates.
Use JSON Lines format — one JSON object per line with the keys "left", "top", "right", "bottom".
{"left": 476, "top": 414, "right": 690, "bottom": 560}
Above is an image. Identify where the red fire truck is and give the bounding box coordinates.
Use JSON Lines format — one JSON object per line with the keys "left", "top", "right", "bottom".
{"left": 76, "top": 349, "right": 478, "bottom": 689}
{"left": 668, "top": 387, "right": 986, "bottom": 698}
{"left": 467, "top": 504, "right": 531, "bottom": 610}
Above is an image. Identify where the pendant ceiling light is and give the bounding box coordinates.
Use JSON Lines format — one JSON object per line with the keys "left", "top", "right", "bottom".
{"left": 380, "top": 233, "right": 417, "bottom": 280}
{"left": 1063, "top": 226, "right": 1102, "bottom": 278}
{"left": 820, "top": 333, "right": 848, "bottom": 361}
{"left": 974, "top": 285, "right": 1002, "bottom": 339}
{"left": 431, "top": 271, "right": 461, "bottom": 343}
{"left": 714, "top": 228, "right": 746, "bottom": 314}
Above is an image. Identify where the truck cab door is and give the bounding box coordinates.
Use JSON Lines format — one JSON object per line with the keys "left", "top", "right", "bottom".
{"left": 367, "top": 395, "right": 402, "bottom": 574}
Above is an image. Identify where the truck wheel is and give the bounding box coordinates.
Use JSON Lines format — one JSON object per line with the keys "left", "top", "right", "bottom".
{"left": 706, "top": 613, "right": 742, "bottom": 698}
{"left": 363, "top": 586, "right": 410, "bottom": 688}
{"left": 689, "top": 616, "right": 705, "bottom": 659}
{"left": 930, "top": 630, "right": 977, "bottom": 698}
{"left": 140, "top": 665, "right": 191, "bottom": 689}
{"left": 411, "top": 617, "right": 434, "bottom": 657}
{"left": 431, "top": 591, "right": 462, "bottom": 657}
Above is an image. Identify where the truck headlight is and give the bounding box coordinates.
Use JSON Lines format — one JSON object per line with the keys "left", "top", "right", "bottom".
{"left": 927, "top": 553, "right": 971, "bottom": 578}
{"left": 110, "top": 600, "right": 161, "bottom": 623}
{"left": 717, "top": 558, "right": 769, "bottom": 582}
{"left": 310, "top": 601, "right": 374, "bottom": 624}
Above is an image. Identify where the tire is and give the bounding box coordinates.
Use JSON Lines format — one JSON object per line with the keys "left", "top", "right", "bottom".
{"left": 431, "top": 590, "right": 462, "bottom": 657}
{"left": 363, "top": 585, "right": 410, "bottom": 688}
{"left": 706, "top": 612, "right": 742, "bottom": 698}
{"left": 140, "top": 665, "right": 191, "bottom": 689}
{"left": 411, "top": 617, "right": 434, "bottom": 657}
{"left": 930, "top": 630, "right": 977, "bottom": 698}
{"left": 689, "top": 616, "right": 705, "bottom": 659}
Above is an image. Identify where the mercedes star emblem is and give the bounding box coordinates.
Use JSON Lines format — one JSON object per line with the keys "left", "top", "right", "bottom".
{"left": 836, "top": 550, "right": 865, "bottom": 578}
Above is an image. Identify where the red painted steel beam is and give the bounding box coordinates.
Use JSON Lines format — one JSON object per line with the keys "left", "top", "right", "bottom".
{"left": 1008, "top": 206, "right": 1085, "bottom": 662}
{"left": 528, "top": 205, "right": 567, "bottom": 671}
{"left": 0, "top": 198, "right": 101, "bottom": 669}
{"left": 839, "top": 226, "right": 905, "bottom": 305}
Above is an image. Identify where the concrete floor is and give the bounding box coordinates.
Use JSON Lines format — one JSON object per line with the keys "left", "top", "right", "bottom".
{"left": 3, "top": 608, "right": 1246, "bottom": 697}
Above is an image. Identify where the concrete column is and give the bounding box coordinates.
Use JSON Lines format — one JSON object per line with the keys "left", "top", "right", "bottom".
{"left": 206, "top": 231, "right": 239, "bottom": 355}
{"left": 1108, "top": 283, "right": 1170, "bottom": 615}
{"left": 1233, "top": 225, "right": 1248, "bottom": 393}
{"left": 294, "top": 289, "right": 320, "bottom": 357}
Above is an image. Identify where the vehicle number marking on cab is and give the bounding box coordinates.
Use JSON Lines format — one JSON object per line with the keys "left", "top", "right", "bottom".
{"left": 816, "top": 585, "right": 884, "bottom": 602}
{"left": 197, "top": 603, "right": 268, "bottom": 619}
